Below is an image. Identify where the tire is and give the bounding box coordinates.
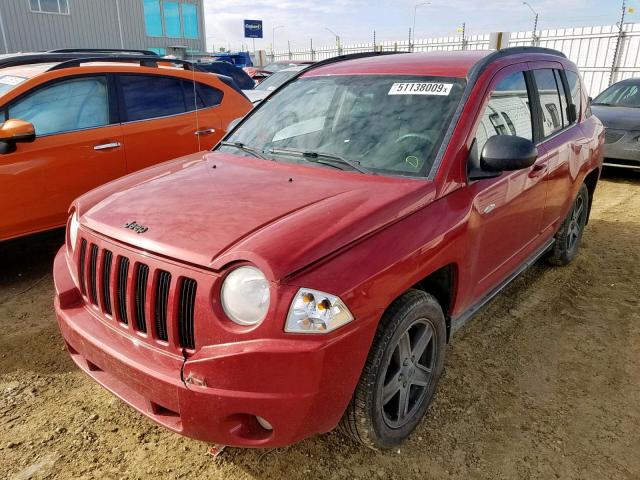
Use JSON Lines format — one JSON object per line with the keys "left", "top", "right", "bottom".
{"left": 339, "top": 289, "right": 446, "bottom": 450}
{"left": 547, "top": 183, "right": 589, "bottom": 266}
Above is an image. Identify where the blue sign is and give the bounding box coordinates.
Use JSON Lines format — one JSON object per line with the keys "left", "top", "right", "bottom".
{"left": 244, "top": 19, "right": 263, "bottom": 39}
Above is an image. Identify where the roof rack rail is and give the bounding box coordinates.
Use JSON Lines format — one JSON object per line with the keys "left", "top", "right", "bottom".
{"left": 0, "top": 52, "right": 110, "bottom": 69}
{"left": 47, "top": 55, "right": 196, "bottom": 71}
{"left": 48, "top": 48, "right": 159, "bottom": 56}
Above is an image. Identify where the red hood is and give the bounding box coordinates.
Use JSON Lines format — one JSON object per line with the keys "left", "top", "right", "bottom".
{"left": 78, "top": 152, "right": 435, "bottom": 280}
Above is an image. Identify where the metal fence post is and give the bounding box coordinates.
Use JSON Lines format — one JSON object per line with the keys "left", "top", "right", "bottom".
{"left": 610, "top": 0, "right": 627, "bottom": 85}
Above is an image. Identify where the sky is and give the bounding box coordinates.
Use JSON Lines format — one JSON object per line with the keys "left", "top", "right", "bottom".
{"left": 202, "top": 0, "right": 630, "bottom": 53}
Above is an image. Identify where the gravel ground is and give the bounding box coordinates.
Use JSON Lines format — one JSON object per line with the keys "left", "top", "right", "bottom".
{"left": 1, "top": 171, "right": 639, "bottom": 480}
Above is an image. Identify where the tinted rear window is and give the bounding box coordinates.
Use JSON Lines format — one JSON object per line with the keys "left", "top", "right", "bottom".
{"left": 120, "top": 75, "right": 224, "bottom": 121}
{"left": 121, "top": 75, "right": 185, "bottom": 121}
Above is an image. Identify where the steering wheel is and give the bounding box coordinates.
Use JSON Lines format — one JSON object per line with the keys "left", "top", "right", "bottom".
{"left": 390, "top": 133, "right": 433, "bottom": 171}
{"left": 276, "top": 110, "right": 299, "bottom": 126}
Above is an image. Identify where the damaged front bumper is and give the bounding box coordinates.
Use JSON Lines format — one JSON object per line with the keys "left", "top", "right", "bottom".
{"left": 53, "top": 246, "right": 376, "bottom": 447}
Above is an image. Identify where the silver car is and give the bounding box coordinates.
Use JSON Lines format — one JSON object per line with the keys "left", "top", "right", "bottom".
{"left": 591, "top": 78, "right": 640, "bottom": 171}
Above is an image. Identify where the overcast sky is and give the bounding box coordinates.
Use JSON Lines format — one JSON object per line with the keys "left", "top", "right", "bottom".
{"left": 202, "top": 0, "right": 628, "bottom": 52}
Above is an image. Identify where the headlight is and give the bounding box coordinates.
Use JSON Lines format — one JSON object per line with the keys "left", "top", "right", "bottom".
{"left": 221, "top": 266, "right": 270, "bottom": 326}
{"left": 285, "top": 288, "right": 353, "bottom": 334}
{"left": 67, "top": 210, "right": 79, "bottom": 253}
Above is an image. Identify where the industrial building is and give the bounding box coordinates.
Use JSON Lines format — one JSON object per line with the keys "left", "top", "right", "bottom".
{"left": 0, "top": 0, "right": 206, "bottom": 57}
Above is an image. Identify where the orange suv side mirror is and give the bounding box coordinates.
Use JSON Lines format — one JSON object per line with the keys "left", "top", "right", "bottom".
{"left": 0, "top": 119, "right": 36, "bottom": 154}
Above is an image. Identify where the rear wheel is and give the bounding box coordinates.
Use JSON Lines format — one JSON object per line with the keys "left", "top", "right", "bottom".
{"left": 339, "top": 290, "right": 446, "bottom": 449}
{"left": 547, "top": 183, "right": 589, "bottom": 266}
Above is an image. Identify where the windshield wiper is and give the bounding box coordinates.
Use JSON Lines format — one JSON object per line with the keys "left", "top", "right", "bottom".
{"left": 220, "top": 141, "right": 268, "bottom": 160}
{"left": 268, "top": 147, "right": 375, "bottom": 175}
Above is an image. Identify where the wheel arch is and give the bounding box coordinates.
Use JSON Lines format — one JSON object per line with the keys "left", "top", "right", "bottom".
{"left": 410, "top": 263, "right": 458, "bottom": 342}
{"left": 583, "top": 167, "right": 600, "bottom": 225}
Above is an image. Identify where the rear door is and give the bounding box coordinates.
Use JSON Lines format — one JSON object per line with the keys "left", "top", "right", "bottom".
{"left": 531, "top": 66, "right": 589, "bottom": 235}
{"left": 116, "top": 74, "right": 224, "bottom": 173}
{"left": 0, "top": 74, "right": 125, "bottom": 240}
{"left": 467, "top": 65, "right": 549, "bottom": 299}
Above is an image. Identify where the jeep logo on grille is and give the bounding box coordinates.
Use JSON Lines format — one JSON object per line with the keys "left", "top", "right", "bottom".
{"left": 124, "top": 221, "right": 148, "bottom": 234}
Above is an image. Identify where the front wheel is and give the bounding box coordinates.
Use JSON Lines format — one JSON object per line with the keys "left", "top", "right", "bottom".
{"left": 547, "top": 183, "right": 589, "bottom": 266}
{"left": 339, "top": 290, "right": 446, "bottom": 449}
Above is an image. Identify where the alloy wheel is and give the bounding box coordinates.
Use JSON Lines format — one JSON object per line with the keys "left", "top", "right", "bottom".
{"left": 381, "top": 319, "right": 437, "bottom": 429}
{"left": 567, "top": 194, "right": 585, "bottom": 251}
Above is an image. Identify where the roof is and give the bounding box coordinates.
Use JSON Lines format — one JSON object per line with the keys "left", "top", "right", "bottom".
{"left": 305, "top": 51, "right": 491, "bottom": 79}
{"left": 303, "top": 48, "right": 569, "bottom": 79}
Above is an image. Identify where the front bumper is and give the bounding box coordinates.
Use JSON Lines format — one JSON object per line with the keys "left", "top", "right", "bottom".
{"left": 53, "top": 247, "right": 379, "bottom": 447}
{"left": 603, "top": 129, "right": 640, "bottom": 169}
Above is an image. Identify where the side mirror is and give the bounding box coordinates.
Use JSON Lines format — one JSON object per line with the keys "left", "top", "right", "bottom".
{"left": 0, "top": 119, "right": 35, "bottom": 154}
{"left": 481, "top": 135, "right": 537, "bottom": 172}
{"left": 468, "top": 135, "right": 537, "bottom": 180}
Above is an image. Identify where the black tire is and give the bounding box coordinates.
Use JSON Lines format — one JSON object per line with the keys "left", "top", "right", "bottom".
{"left": 547, "top": 183, "right": 589, "bottom": 266}
{"left": 339, "top": 289, "right": 446, "bottom": 450}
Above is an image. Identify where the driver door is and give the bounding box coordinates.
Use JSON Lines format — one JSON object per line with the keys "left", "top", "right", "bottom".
{"left": 466, "top": 66, "right": 549, "bottom": 300}
{"left": 0, "top": 75, "right": 125, "bottom": 240}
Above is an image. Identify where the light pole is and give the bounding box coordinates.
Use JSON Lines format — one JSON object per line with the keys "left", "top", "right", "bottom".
{"left": 325, "top": 27, "right": 342, "bottom": 55}
{"left": 412, "top": 2, "right": 430, "bottom": 51}
{"left": 272, "top": 25, "right": 284, "bottom": 57}
{"left": 522, "top": 2, "right": 539, "bottom": 46}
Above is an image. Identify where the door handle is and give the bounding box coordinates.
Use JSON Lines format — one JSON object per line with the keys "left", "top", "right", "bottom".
{"left": 195, "top": 128, "right": 216, "bottom": 136}
{"left": 94, "top": 142, "right": 121, "bottom": 151}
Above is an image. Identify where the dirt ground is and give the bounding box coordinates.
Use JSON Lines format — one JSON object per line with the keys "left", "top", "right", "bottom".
{"left": 1, "top": 171, "right": 639, "bottom": 480}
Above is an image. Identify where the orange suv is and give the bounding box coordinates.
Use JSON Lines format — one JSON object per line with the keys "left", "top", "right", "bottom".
{"left": 0, "top": 50, "right": 252, "bottom": 241}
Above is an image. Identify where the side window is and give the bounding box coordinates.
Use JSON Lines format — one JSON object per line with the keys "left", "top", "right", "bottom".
{"left": 8, "top": 76, "right": 109, "bottom": 136}
{"left": 565, "top": 71, "right": 582, "bottom": 120}
{"left": 476, "top": 71, "right": 533, "bottom": 154}
{"left": 120, "top": 75, "right": 186, "bottom": 121}
{"left": 182, "top": 81, "right": 224, "bottom": 111}
{"left": 533, "top": 69, "right": 565, "bottom": 137}
{"left": 554, "top": 70, "right": 570, "bottom": 127}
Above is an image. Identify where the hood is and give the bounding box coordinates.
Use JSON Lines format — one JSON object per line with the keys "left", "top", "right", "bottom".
{"left": 79, "top": 152, "right": 434, "bottom": 280}
{"left": 591, "top": 105, "right": 640, "bottom": 131}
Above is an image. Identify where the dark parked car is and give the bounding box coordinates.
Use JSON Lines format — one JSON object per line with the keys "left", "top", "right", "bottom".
{"left": 195, "top": 61, "right": 255, "bottom": 90}
{"left": 244, "top": 65, "right": 308, "bottom": 103}
{"left": 592, "top": 78, "right": 640, "bottom": 171}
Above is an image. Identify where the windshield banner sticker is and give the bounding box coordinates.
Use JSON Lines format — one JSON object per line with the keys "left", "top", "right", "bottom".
{"left": 388, "top": 82, "right": 453, "bottom": 96}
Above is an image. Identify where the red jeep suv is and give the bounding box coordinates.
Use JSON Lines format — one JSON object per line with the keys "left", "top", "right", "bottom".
{"left": 53, "top": 48, "right": 603, "bottom": 450}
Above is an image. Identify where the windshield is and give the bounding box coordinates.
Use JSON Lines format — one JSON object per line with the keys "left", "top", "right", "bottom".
{"left": 255, "top": 69, "right": 299, "bottom": 91}
{"left": 593, "top": 82, "right": 640, "bottom": 107}
{"left": 0, "top": 74, "right": 27, "bottom": 96}
{"left": 219, "top": 74, "right": 465, "bottom": 177}
{"left": 263, "top": 62, "right": 296, "bottom": 73}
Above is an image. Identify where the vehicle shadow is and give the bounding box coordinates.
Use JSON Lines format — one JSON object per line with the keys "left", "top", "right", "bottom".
{"left": 0, "top": 228, "right": 64, "bottom": 298}
{"left": 0, "top": 228, "right": 75, "bottom": 375}
{"left": 600, "top": 166, "right": 640, "bottom": 184}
